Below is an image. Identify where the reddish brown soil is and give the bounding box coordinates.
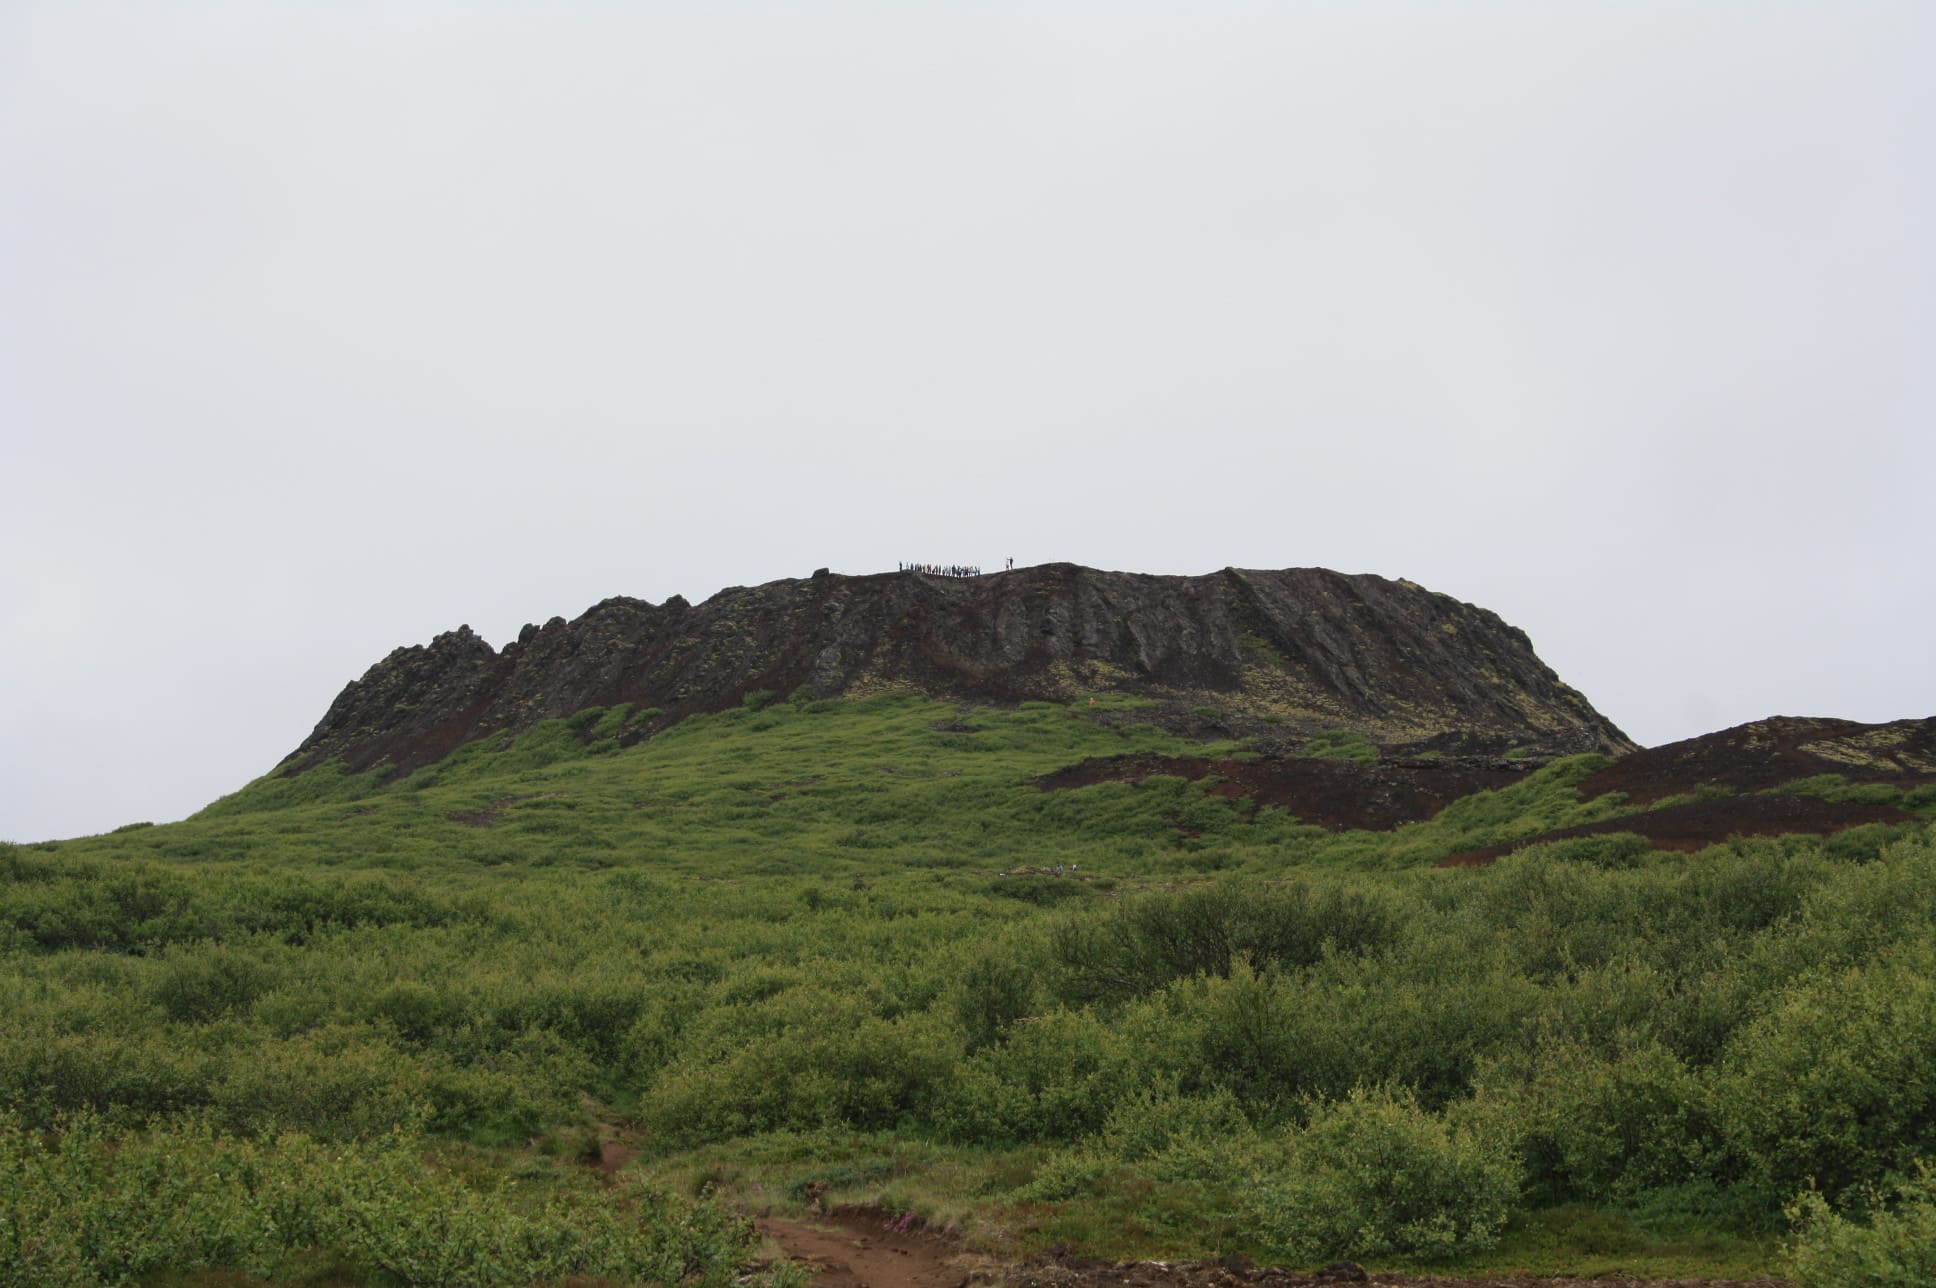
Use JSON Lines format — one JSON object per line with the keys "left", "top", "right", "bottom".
{"left": 1431, "top": 716, "right": 1936, "bottom": 868}
{"left": 592, "top": 1133, "right": 637, "bottom": 1176}
{"left": 1435, "top": 795, "right": 1912, "bottom": 868}
{"left": 1036, "top": 754, "right": 1536, "bottom": 832}
{"left": 1037, "top": 718, "right": 1934, "bottom": 868}
{"left": 1005, "top": 1253, "right": 1784, "bottom": 1288}
{"left": 1575, "top": 716, "right": 1936, "bottom": 807}
{"left": 755, "top": 1209, "right": 1785, "bottom": 1288}
{"left": 758, "top": 1208, "right": 985, "bottom": 1288}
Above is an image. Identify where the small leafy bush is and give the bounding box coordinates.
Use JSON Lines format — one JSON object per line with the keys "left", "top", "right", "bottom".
{"left": 1787, "top": 1167, "right": 1936, "bottom": 1288}
{"left": 151, "top": 946, "right": 279, "bottom": 1023}
{"left": 1715, "top": 940, "right": 1936, "bottom": 1207}
{"left": 954, "top": 948, "right": 1038, "bottom": 1052}
{"left": 1245, "top": 1086, "right": 1521, "bottom": 1264}
{"left": 1050, "top": 879, "right": 1402, "bottom": 1005}
{"left": 1095, "top": 1080, "right": 1253, "bottom": 1182}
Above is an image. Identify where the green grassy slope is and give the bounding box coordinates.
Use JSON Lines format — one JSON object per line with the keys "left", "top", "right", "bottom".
{"left": 5, "top": 694, "right": 1936, "bottom": 1283}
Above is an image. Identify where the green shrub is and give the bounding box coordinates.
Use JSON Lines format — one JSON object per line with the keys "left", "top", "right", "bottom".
{"left": 0, "top": 1031, "right": 217, "bottom": 1122}
{"left": 0, "top": 1110, "right": 286, "bottom": 1284}
{"left": 1156, "top": 963, "right": 1317, "bottom": 1113}
{"left": 1050, "top": 879, "right": 1402, "bottom": 1005}
{"left": 1787, "top": 1167, "right": 1936, "bottom": 1288}
{"left": 954, "top": 948, "right": 1038, "bottom": 1052}
{"left": 211, "top": 1029, "right": 432, "bottom": 1139}
{"left": 645, "top": 991, "right": 953, "bottom": 1146}
{"left": 369, "top": 979, "right": 468, "bottom": 1046}
{"left": 1716, "top": 940, "right": 1936, "bottom": 1207}
{"left": 151, "top": 946, "right": 278, "bottom": 1023}
{"left": 1244, "top": 1086, "right": 1521, "bottom": 1264}
{"left": 1093, "top": 1080, "right": 1253, "bottom": 1183}
{"left": 1493, "top": 1039, "right": 1721, "bottom": 1204}
{"left": 935, "top": 1008, "right": 1138, "bottom": 1144}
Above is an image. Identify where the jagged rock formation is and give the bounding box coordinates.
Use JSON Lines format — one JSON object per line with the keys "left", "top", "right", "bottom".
{"left": 284, "top": 564, "right": 1634, "bottom": 777}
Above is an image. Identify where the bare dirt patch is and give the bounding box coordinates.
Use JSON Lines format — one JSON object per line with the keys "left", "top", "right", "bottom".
{"left": 1006, "top": 1252, "right": 1785, "bottom": 1288}
{"left": 758, "top": 1207, "right": 983, "bottom": 1288}
{"left": 755, "top": 1210, "right": 1786, "bottom": 1288}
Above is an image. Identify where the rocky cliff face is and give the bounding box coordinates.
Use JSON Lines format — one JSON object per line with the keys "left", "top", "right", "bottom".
{"left": 285, "top": 564, "right": 1634, "bottom": 777}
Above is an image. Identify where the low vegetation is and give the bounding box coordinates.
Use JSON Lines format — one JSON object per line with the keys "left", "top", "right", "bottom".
{"left": 3, "top": 693, "right": 1934, "bottom": 1284}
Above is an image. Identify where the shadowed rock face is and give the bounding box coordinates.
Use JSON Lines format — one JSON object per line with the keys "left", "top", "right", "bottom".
{"left": 285, "top": 564, "right": 1634, "bottom": 777}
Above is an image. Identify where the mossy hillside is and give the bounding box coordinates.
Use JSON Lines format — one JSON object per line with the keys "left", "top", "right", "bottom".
{"left": 6, "top": 693, "right": 1936, "bottom": 1281}
{"left": 183, "top": 694, "right": 1636, "bottom": 878}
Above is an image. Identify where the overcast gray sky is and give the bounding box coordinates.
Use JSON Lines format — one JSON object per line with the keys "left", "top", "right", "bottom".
{"left": 4, "top": 3, "right": 1931, "bottom": 842}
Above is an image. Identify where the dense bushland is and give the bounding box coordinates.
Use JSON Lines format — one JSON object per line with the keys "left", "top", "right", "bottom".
{"left": 3, "top": 694, "right": 1934, "bottom": 1281}
{"left": 0, "top": 1109, "right": 765, "bottom": 1287}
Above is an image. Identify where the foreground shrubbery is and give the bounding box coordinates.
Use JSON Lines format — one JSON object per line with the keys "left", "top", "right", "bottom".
{"left": 3, "top": 696, "right": 1935, "bottom": 1276}
{"left": 1787, "top": 1168, "right": 1936, "bottom": 1288}
{"left": 0, "top": 1110, "right": 760, "bottom": 1288}
{"left": 1247, "top": 1086, "right": 1520, "bottom": 1262}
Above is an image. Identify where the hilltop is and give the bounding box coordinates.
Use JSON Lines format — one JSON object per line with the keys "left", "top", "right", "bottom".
{"left": 269, "top": 562, "right": 1935, "bottom": 862}
{"left": 286, "top": 563, "right": 1633, "bottom": 779}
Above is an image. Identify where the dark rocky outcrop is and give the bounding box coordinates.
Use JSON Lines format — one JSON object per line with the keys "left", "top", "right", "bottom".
{"left": 1427, "top": 714, "right": 1936, "bottom": 866}
{"left": 1575, "top": 715, "right": 1936, "bottom": 805}
{"left": 285, "top": 564, "right": 1635, "bottom": 777}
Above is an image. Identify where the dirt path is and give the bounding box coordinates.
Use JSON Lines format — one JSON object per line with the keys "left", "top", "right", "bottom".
{"left": 754, "top": 1208, "right": 1785, "bottom": 1288}
{"left": 757, "top": 1209, "right": 985, "bottom": 1288}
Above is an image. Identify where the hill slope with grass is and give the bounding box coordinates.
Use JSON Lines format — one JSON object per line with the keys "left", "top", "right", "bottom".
{"left": 7, "top": 574, "right": 1936, "bottom": 1285}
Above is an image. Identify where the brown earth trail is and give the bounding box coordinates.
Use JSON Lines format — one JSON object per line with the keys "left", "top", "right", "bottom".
{"left": 754, "top": 1209, "right": 1786, "bottom": 1288}
{"left": 757, "top": 1209, "right": 984, "bottom": 1288}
